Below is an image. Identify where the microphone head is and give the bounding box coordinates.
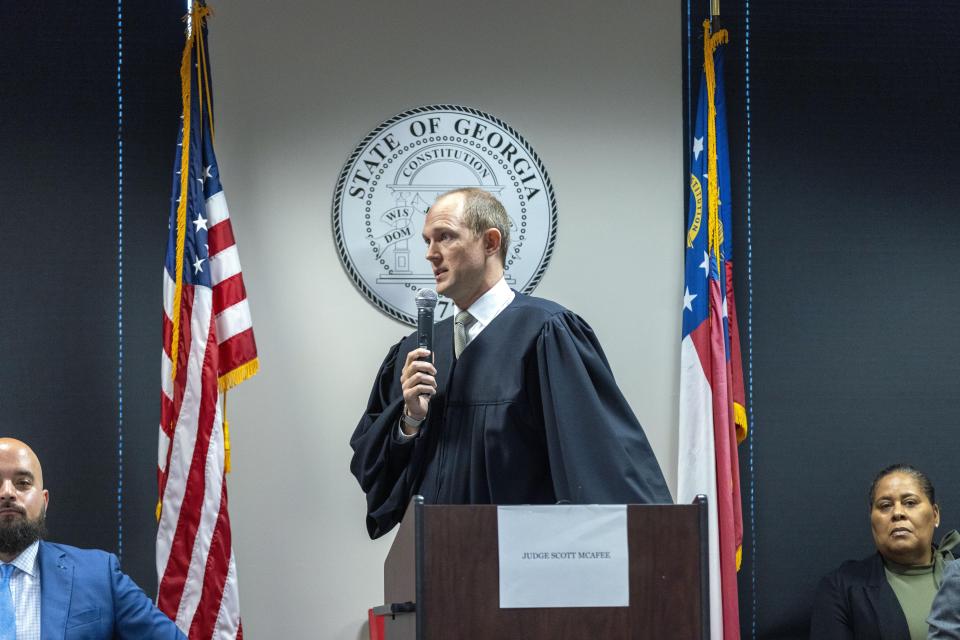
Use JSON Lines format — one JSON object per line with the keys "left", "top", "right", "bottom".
{"left": 415, "top": 288, "right": 438, "bottom": 309}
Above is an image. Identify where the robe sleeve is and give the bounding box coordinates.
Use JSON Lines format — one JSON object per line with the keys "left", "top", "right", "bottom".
{"left": 349, "top": 340, "right": 429, "bottom": 538}
{"left": 535, "top": 312, "right": 673, "bottom": 505}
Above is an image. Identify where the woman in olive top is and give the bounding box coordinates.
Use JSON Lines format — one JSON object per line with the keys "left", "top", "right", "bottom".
{"left": 810, "top": 464, "right": 958, "bottom": 640}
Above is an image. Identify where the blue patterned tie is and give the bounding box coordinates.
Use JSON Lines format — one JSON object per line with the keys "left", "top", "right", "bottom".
{"left": 0, "top": 564, "right": 14, "bottom": 640}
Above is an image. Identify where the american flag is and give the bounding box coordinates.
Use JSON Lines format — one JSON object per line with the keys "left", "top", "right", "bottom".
{"left": 677, "top": 21, "right": 746, "bottom": 640}
{"left": 157, "top": 5, "right": 258, "bottom": 638}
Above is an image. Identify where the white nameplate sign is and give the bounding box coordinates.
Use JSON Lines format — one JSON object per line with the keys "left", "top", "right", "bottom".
{"left": 497, "top": 505, "right": 629, "bottom": 609}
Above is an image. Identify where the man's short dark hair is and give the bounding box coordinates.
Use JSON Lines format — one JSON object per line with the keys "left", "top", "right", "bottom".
{"left": 440, "top": 187, "right": 511, "bottom": 264}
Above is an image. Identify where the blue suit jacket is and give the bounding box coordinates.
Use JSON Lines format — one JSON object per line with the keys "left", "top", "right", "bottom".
{"left": 37, "top": 541, "right": 185, "bottom": 640}
{"left": 929, "top": 559, "right": 960, "bottom": 639}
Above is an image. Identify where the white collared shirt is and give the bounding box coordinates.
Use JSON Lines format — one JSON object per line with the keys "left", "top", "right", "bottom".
{"left": 452, "top": 276, "right": 515, "bottom": 350}
{"left": 3, "top": 540, "right": 41, "bottom": 640}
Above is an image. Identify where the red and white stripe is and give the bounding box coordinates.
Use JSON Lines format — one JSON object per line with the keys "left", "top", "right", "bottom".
{"left": 207, "top": 192, "right": 256, "bottom": 379}
{"left": 678, "top": 277, "right": 741, "bottom": 640}
{"left": 157, "top": 189, "right": 252, "bottom": 640}
{"left": 678, "top": 326, "right": 722, "bottom": 640}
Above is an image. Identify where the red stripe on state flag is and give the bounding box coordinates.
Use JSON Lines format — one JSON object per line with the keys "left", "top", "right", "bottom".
{"left": 208, "top": 219, "right": 236, "bottom": 257}
{"left": 688, "top": 315, "right": 712, "bottom": 380}
{"left": 725, "top": 260, "right": 748, "bottom": 444}
{"left": 157, "top": 311, "right": 222, "bottom": 618}
{"left": 725, "top": 350, "right": 744, "bottom": 565}
{"left": 707, "top": 278, "right": 741, "bottom": 640}
{"left": 189, "top": 480, "right": 234, "bottom": 639}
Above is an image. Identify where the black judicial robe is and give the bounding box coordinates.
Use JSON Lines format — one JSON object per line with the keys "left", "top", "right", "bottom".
{"left": 350, "top": 292, "right": 672, "bottom": 539}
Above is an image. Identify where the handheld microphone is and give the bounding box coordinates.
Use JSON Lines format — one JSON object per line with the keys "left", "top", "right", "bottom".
{"left": 415, "top": 288, "right": 438, "bottom": 357}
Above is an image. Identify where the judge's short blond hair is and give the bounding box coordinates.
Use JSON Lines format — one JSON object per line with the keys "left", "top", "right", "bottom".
{"left": 438, "top": 188, "right": 510, "bottom": 264}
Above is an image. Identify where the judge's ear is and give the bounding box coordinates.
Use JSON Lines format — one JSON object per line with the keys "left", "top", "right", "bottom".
{"left": 482, "top": 228, "right": 502, "bottom": 258}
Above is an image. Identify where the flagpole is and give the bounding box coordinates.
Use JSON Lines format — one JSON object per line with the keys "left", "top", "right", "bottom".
{"left": 710, "top": 0, "right": 721, "bottom": 33}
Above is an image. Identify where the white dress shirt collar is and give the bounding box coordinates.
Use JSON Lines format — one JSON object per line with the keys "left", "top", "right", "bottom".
{"left": 453, "top": 276, "right": 515, "bottom": 330}
{"left": 8, "top": 540, "right": 39, "bottom": 578}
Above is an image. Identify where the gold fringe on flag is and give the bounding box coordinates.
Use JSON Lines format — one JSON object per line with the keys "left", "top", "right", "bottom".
{"left": 734, "top": 401, "right": 748, "bottom": 444}
{"left": 218, "top": 357, "right": 260, "bottom": 393}
{"left": 219, "top": 358, "right": 260, "bottom": 473}
{"left": 222, "top": 390, "right": 231, "bottom": 474}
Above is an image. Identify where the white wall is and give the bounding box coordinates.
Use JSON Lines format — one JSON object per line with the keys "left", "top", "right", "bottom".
{"left": 211, "top": 1, "right": 682, "bottom": 637}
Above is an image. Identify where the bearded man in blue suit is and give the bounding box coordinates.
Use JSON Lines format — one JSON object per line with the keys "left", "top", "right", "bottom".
{"left": 0, "top": 438, "right": 184, "bottom": 640}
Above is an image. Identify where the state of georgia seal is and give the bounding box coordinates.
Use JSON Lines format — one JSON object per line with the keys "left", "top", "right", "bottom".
{"left": 332, "top": 105, "right": 558, "bottom": 325}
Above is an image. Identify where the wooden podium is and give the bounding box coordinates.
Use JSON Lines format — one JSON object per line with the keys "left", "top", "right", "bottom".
{"left": 372, "top": 496, "right": 709, "bottom": 640}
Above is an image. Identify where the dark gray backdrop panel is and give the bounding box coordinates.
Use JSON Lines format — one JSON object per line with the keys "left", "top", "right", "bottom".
{"left": 0, "top": 0, "right": 118, "bottom": 556}
{"left": 0, "top": 1, "right": 183, "bottom": 595}
{"left": 122, "top": 1, "right": 186, "bottom": 595}
{"left": 684, "top": 2, "right": 960, "bottom": 638}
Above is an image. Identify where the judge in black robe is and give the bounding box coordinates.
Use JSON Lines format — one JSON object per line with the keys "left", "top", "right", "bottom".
{"left": 350, "top": 291, "right": 672, "bottom": 538}
{"left": 349, "top": 188, "right": 672, "bottom": 539}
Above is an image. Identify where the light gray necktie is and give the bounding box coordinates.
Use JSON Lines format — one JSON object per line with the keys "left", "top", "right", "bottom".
{"left": 454, "top": 310, "right": 475, "bottom": 358}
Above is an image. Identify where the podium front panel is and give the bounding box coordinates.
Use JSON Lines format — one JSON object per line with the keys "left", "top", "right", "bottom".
{"left": 414, "top": 503, "right": 704, "bottom": 640}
